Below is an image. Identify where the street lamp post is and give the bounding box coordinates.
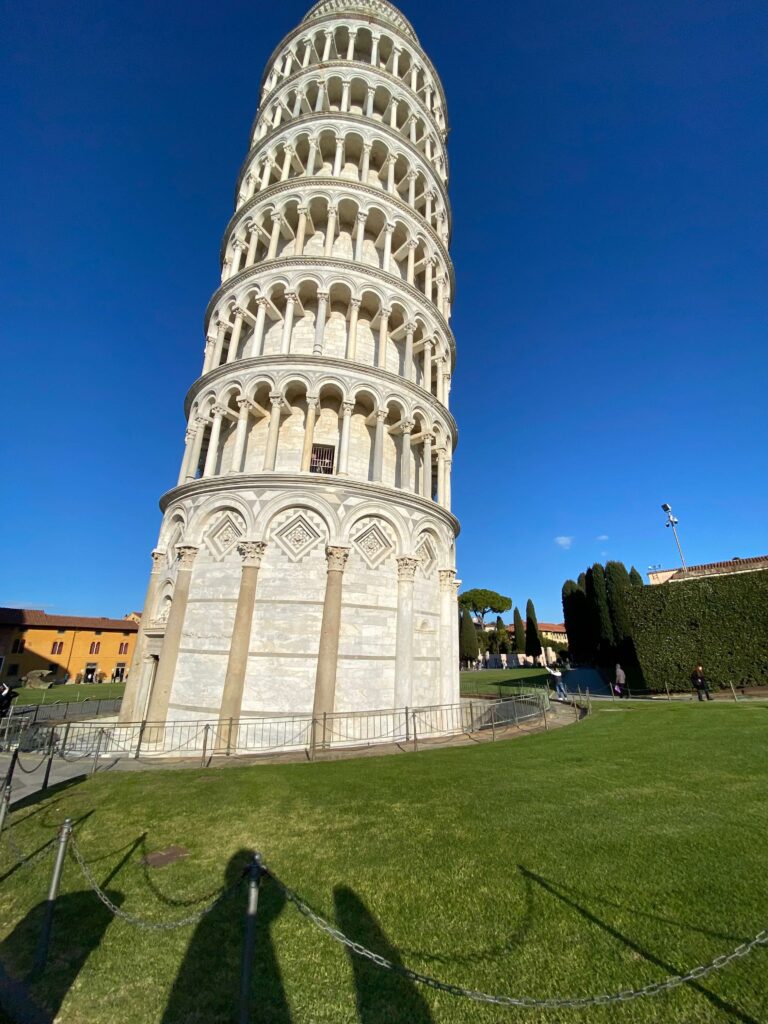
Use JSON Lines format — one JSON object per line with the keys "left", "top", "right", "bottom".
{"left": 661, "top": 503, "right": 687, "bottom": 573}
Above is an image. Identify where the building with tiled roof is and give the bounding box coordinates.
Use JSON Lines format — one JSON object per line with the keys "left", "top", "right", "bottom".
{"left": 647, "top": 555, "right": 768, "bottom": 585}
{"left": 0, "top": 608, "right": 138, "bottom": 685}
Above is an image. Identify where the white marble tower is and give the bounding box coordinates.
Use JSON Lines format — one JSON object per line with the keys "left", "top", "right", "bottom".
{"left": 121, "top": 0, "right": 460, "bottom": 732}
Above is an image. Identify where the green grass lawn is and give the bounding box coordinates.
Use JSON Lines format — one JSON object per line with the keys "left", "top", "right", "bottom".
{"left": 1, "top": 703, "right": 767, "bottom": 1023}
{"left": 11, "top": 683, "right": 125, "bottom": 706}
{"left": 460, "top": 667, "right": 548, "bottom": 696}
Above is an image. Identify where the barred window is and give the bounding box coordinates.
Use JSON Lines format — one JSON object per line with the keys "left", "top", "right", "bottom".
{"left": 309, "top": 444, "right": 335, "bottom": 475}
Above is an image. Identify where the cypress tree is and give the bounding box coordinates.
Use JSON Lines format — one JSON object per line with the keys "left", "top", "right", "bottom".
{"left": 605, "top": 561, "right": 634, "bottom": 661}
{"left": 513, "top": 606, "right": 526, "bottom": 653}
{"left": 496, "top": 615, "right": 509, "bottom": 655}
{"left": 562, "top": 580, "right": 585, "bottom": 662}
{"left": 459, "top": 608, "right": 479, "bottom": 664}
{"left": 629, "top": 566, "right": 644, "bottom": 587}
{"left": 525, "top": 599, "right": 543, "bottom": 658}
{"left": 585, "top": 564, "right": 614, "bottom": 662}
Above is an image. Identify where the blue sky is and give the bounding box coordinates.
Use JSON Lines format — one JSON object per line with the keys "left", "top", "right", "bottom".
{"left": 1, "top": 0, "right": 766, "bottom": 623}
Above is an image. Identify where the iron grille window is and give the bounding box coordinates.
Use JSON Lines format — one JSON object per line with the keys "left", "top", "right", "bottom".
{"left": 309, "top": 444, "right": 335, "bottom": 475}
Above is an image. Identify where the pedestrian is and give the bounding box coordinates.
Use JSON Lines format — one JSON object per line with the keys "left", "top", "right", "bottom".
{"left": 547, "top": 665, "right": 568, "bottom": 700}
{"left": 615, "top": 663, "right": 628, "bottom": 699}
{"left": 690, "top": 664, "right": 713, "bottom": 701}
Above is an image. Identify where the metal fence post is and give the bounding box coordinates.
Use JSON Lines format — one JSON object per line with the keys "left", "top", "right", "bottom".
{"left": 586, "top": 688, "right": 592, "bottom": 716}
{"left": 729, "top": 681, "right": 739, "bottom": 703}
{"left": 201, "top": 724, "right": 210, "bottom": 767}
{"left": 226, "top": 718, "right": 234, "bottom": 756}
{"left": 33, "top": 704, "right": 40, "bottom": 726}
{"left": 42, "top": 727, "right": 56, "bottom": 791}
{"left": 309, "top": 717, "right": 317, "bottom": 760}
{"left": 491, "top": 704, "right": 496, "bottom": 741}
{"left": 663, "top": 679, "right": 672, "bottom": 702}
{"left": 3, "top": 749, "right": 19, "bottom": 790}
{"left": 322, "top": 712, "right": 328, "bottom": 751}
{"left": 404, "top": 707, "right": 410, "bottom": 743}
{"left": 135, "top": 719, "right": 147, "bottom": 760}
{"left": 90, "top": 729, "right": 104, "bottom": 776}
{"left": 33, "top": 817, "right": 72, "bottom": 974}
{"left": 0, "top": 784, "right": 11, "bottom": 841}
{"left": 542, "top": 698, "right": 549, "bottom": 731}
{"left": 239, "top": 852, "right": 263, "bottom": 1024}
{"left": 412, "top": 710, "right": 418, "bottom": 752}
{"left": 468, "top": 701, "right": 475, "bottom": 734}
{"left": 59, "top": 722, "right": 71, "bottom": 758}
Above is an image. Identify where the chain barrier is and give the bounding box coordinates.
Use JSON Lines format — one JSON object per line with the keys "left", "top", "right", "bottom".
{"left": 69, "top": 835, "right": 242, "bottom": 930}
{"left": 266, "top": 867, "right": 768, "bottom": 1010}
{"left": 15, "top": 751, "right": 51, "bottom": 775}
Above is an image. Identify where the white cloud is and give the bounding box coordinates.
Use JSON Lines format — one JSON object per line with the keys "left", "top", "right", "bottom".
{"left": 596, "top": 534, "right": 609, "bottom": 542}
{"left": 554, "top": 536, "right": 573, "bottom": 550}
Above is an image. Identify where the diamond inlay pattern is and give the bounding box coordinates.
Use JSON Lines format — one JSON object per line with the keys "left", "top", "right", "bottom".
{"left": 274, "top": 513, "right": 323, "bottom": 562}
{"left": 353, "top": 522, "right": 394, "bottom": 569}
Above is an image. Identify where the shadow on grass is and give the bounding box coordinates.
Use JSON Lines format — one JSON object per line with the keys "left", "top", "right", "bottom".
{"left": 521, "top": 866, "right": 760, "bottom": 1024}
{"left": 0, "top": 811, "right": 93, "bottom": 886}
{"left": 162, "top": 850, "right": 290, "bottom": 1024}
{"left": 334, "top": 886, "right": 433, "bottom": 1023}
{"left": 8, "top": 774, "right": 88, "bottom": 814}
{"left": 0, "top": 890, "right": 123, "bottom": 1019}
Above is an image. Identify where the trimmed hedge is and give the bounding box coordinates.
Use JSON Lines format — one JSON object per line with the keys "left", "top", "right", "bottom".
{"left": 626, "top": 571, "right": 768, "bottom": 691}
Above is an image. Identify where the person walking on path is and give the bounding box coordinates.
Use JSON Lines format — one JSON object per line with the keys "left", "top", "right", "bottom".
{"left": 547, "top": 665, "right": 568, "bottom": 701}
{"left": 614, "top": 664, "right": 628, "bottom": 698}
{"left": 691, "top": 664, "right": 713, "bottom": 701}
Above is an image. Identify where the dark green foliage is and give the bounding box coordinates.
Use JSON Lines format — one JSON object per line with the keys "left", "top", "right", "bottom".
{"left": 495, "top": 615, "right": 509, "bottom": 655}
{"left": 626, "top": 572, "right": 768, "bottom": 691}
{"left": 459, "top": 608, "right": 479, "bottom": 663}
{"left": 525, "top": 599, "right": 542, "bottom": 657}
{"left": 605, "top": 561, "right": 636, "bottom": 663}
{"left": 513, "top": 607, "right": 526, "bottom": 653}
{"left": 562, "top": 580, "right": 589, "bottom": 662}
{"left": 458, "top": 589, "right": 512, "bottom": 624}
{"left": 585, "top": 564, "right": 614, "bottom": 660}
{"left": 629, "top": 566, "right": 645, "bottom": 587}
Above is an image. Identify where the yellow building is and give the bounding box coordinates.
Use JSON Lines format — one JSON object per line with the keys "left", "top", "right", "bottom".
{"left": 0, "top": 608, "right": 139, "bottom": 684}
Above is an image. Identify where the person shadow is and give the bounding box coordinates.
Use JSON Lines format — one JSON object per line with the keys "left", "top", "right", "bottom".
{"left": 0, "top": 888, "right": 122, "bottom": 1021}
{"left": 334, "top": 886, "right": 433, "bottom": 1023}
{"left": 162, "top": 849, "right": 291, "bottom": 1024}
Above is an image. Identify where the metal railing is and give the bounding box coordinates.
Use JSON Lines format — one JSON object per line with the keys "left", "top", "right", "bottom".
{"left": 3, "top": 692, "right": 550, "bottom": 762}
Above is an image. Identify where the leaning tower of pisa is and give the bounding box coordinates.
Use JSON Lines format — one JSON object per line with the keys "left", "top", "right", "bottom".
{"left": 121, "top": 0, "right": 460, "bottom": 732}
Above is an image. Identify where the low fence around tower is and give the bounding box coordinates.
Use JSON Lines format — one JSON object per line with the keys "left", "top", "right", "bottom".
{"left": 3, "top": 692, "right": 550, "bottom": 763}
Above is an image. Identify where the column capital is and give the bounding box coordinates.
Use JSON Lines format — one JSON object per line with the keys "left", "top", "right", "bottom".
{"left": 150, "top": 549, "right": 166, "bottom": 573}
{"left": 375, "top": 408, "right": 388, "bottom": 423}
{"left": 350, "top": 296, "right": 362, "bottom": 309}
{"left": 284, "top": 289, "right": 297, "bottom": 302}
{"left": 406, "top": 169, "right": 418, "bottom": 181}
{"left": 397, "top": 556, "right": 419, "bottom": 582}
{"left": 237, "top": 540, "right": 267, "bottom": 568}
{"left": 380, "top": 306, "right": 391, "bottom": 319}
{"left": 176, "top": 545, "right": 198, "bottom": 570}
{"left": 317, "top": 290, "right": 329, "bottom": 302}
{"left": 407, "top": 239, "right": 419, "bottom": 250}
{"left": 325, "top": 546, "right": 350, "bottom": 573}
{"left": 215, "top": 317, "right": 228, "bottom": 332}
{"left": 269, "top": 392, "right": 283, "bottom": 408}
{"left": 424, "top": 336, "right": 436, "bottom": 351}
{"left": 232, "top": 240, "right": 247, "bottom": 253}
{"left": 341, "top": 400, "right": 355, "bottom": 415}
{"left": 231, "top": 306, "right": 246, "bottom": 319}
{"left": 236, "top": 397, "right": 254, "bottom": 413}
{"left": 297, "top": 204, "right": 308, "bottom": 216}
{"left": 255, "top": 296, "right": 269, "bottom": 310}
{"left": 356, "top": 211, "right": 368, "bottom": 224}
{"left": 384, "top": 221, "right": 395, "bottom": 234}
{"left": 404, "top": 320, "right": 417, "bottom": 333}
{"left": 184, "top": 425, "right": 196, "bottom": 443}
{"left": 211, "top": 403, "right": 229, "bottom": 418}
{"left": 439, "top": 568, "right": 456, "bottom": 592}
{"left": 401, "top": 418, "right": 415, "bottom": 434}
{"left": 306, "top": 395, "right": 319, "bottom": 410}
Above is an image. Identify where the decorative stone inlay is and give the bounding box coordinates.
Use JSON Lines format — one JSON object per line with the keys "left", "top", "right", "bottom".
{"left": 353, "top": 521, "right": 394, "bottom": 569}
{"left": 397, "top": 556, "right": 419, "bottom": 582}
{"left": 205, "top": 512, "right": 246, "bottom": 560}
{"left": 273, "top": 511, "right": 324, "bottom": 562}
{"left": 415, "top": 534, "right": 436, "bottom": 577}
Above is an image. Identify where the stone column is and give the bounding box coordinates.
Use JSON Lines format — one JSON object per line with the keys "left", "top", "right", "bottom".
{"left": 444, "top": 457, "right": 452, "bottom": 510}
{"left": 226, "top": 307, "right": 245, "bottom": 363}
{"left": 386, "top": 154, "right": 396, "bottom": 190}
{"left": 422, "top": 433, "right": 433, "bottom": 499}
{"left": 245, "top": 225, "right": 259, "bottom": 267}
{"left": 321, "top": 29, "right": 332, "bottom": 61}
{"left": 202, "top": 407, "right": 225, "bottom": 478}
{"left": 373, "top": 409, "right": 387, "bottom": 482}
{"left": 437, "top": 448, "right": 446, "bottom": 506}
{"left": 229, "top": 240, "right": 245, "bottom": 278}
{"left": 263, "top": 393, "right": 283, "bottom": 470}
{"left": 280, "top": 146, "right": 293, "bottom": 181}
{"left": 248, "top": 298, "right": 268, "bottom": 357}
{"left": 346, "top": 30, "right": 357, "bottom": 60}
{"left": 202, "top": 337, "right": 215, "bottom": 375}
{"left": 407, "top": 170, "right": 417, "bottom": 207}
{"left": 404, "top": 322, "right": 415, "bottom": 380}
{"left": 346, "top": 298, "right": 360, "bottom": 359}
{"left": 229, "top": 399, "right": 251, "bottom": 473}
{"left": 300, "top": 396, "right": 319, "bottom": 472}
{"left": 177, "top": 425, "right": 196, "bottom": 486}
{"left": 371, "top": 33, "right": 380, "bottom": 66}
{"left": 295, "top": 206, "right": 308, "bottom": 255}
{"left": 425, "top": 256, "right": 434, "bottom": 302}
{"left": 438, "top": 569, "right": 456, "bottom": 705}
{"left": 211, "top": 320, "right": 227, "bottom": 367}
{"left": 216, "top": 540, "right": 267, "bottom": 748}
{"left": 400, "top": 419, "right": 414, "bottom": 491}
{"left": 423, "top": 338, "right": 434, "bottom": 393}
{"left": 280, "top": 291, "right": 296, "bottom": 354}
{"left": 338, "top": 401, "right": 353, "bottom": 475}
{"left": 313, "top": 291, "right": 328, "bottom": 355}
{"left": 361, "top": 143, "right": 371, "bottom": 181}
{"left": 425, "top": 191, "right": 434, "bottom": 223}
{"left": 406, "top": 241, "right": 417, "bottom": 285}
{"left": 119, "top": 549, "right": 165, "bottom": 723}
{"left": 354, "top": 212, "right": 367, "bottom": 261}
{"left": 306, "top": 139, "right": 318, "bottom": 175}
{"left": 312, "top": 546, "right": 350, "bottom": 718}
{"left": 377, "top": 307, "right": 390, "bottom": 369}
{"left": 186, "top": 418, "right": 206, "bottom": 481}
{"left": 382, "top": 223, "right": 394, "bottom": 272}
{"left": 324, "top": 205, "right": 338, "bottom": 256}
{"left": 267, "top": 215, "right": 282, "bottom": 259}
{"left": 394, "top": 557, "right": 418, "bottom": 707}
{"left": 333, "top": 135, "right": 344, "bottom": 176}
{"left": 144, "top": 545, "right": 198, "bottom": 729}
